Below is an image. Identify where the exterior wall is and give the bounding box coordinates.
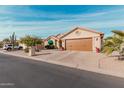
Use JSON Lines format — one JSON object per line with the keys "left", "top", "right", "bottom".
{"left": 62, "top": 40, "right": 65, "bottom": 49}
{"left": 19, "top": 43, "right": 27, "bottom": 49}
{"left": 61, "top": 29, "right": 102, "bottom": 52}
{"left": 92, "top": 36, "right": 102, "bottom": 52}
{"left": 56, "top": 41, "right": 60, "bottom": 48}
{"left": 62, "top": 29, "right": 100, "bottom": 39}
{"left": 44, "top": 40, "right": 48, "bottom": 46}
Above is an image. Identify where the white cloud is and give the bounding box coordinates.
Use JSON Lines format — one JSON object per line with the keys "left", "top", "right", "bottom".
{"left": 0, "top": 6, "right": 124, "bottom": 40}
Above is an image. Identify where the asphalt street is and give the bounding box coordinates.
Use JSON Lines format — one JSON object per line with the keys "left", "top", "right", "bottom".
{"left": 0, "top": 53, "right": 124, "bottom": 88}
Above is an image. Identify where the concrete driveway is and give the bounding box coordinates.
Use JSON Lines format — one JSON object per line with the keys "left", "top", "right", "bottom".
{"left": 34, "top": 50, "right": 105, "bottom": 67}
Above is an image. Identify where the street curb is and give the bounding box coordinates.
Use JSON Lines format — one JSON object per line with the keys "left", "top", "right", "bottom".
{"left": 0, "top": 51, "right": 124, "bottom": 78}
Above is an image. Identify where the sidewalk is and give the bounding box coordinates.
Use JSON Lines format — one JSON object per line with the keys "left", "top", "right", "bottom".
{"left": 0, "top": 49, "right": 124, "bottom": 78}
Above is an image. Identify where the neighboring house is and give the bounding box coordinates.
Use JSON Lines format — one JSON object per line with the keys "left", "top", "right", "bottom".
{"left": 60, "top": 27, "right": 104, "bottom": 52}
{"left": 44, "top": 35, "right": 60, "bottom": 48}
{"left": 44, "top": 33, "right": 67, "bottom": 49}
{"left": 19, "top": 43, "right": 27, "bottom": 49}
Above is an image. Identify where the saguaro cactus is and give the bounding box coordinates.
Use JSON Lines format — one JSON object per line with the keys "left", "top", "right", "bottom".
{"left": 10, "top": 32, "right": 16, "bottom": 50}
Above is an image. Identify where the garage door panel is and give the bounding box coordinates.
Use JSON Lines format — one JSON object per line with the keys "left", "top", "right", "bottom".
{"left": 66, "top": 38, "right": 92, "bottom": 51}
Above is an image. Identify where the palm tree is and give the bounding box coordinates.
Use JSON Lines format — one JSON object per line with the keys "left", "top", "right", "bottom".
{"left": 112, "top": 30, "right": 124, "bottom": 37}
{"left": 102, "top": 30, "right": 124, "bottom": 55}
{"left": 10, "top": 32, "right": 16, "bottom": 50}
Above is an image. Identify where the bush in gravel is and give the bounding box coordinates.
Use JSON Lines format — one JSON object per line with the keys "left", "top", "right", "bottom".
{"left": 45, "top": 45, "right": 55, "bottom": 49}
{"left": 24, "top": 48, "right": 29, "bottom": 53}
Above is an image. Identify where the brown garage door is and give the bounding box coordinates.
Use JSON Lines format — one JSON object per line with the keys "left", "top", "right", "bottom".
{"left": 65, "top": 38, "right": 92, "bottom": 51}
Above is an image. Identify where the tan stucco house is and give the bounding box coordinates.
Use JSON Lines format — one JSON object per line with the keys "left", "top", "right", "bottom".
{"left": 60, "top": 27, "right": 104, "bottom": 52}
{"left": 44, "top": 35, "right": 61, "bottom": 48}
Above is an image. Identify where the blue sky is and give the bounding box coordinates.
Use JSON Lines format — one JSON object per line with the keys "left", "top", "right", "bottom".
{"left": 0, "top": 5, "right": 124, "bottom": 40}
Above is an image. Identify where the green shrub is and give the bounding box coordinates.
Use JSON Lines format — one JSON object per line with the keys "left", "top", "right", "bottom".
{"left": 48, "top": 40, "right": 53, "bottom": 45}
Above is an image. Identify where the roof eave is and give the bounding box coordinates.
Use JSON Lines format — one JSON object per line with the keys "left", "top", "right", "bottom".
{"left": 61, "top": 27, "right": 104, "bottom": 39}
